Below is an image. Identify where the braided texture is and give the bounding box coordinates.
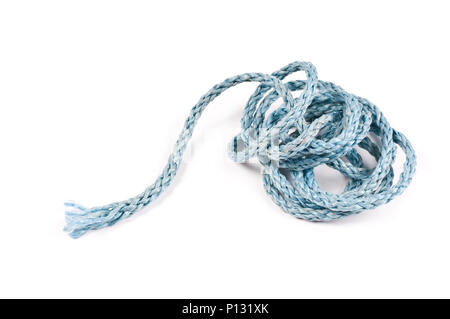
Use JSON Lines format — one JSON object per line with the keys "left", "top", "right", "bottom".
{"left": 65, "top": 61, "right": 416, "bottom": 238}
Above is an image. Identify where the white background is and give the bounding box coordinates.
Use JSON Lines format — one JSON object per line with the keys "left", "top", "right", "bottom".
{"left": 0, "top": 0, "right": 449, "bottom": 298}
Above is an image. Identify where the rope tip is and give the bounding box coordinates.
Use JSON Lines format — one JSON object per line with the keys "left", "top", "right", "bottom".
{"left": 63, "top": 201, "right": 128, "bottom": 238}
{"left": 63, "top": 201, "right": 90, "bottom": 238}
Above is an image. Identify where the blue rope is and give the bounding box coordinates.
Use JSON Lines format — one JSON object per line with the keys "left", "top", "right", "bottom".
{"left": 64, "top": 61, "right": 416, "bottom": 238}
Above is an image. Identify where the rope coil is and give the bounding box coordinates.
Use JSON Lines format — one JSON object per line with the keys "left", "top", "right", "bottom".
{"left": 65, "top": 61, "right": 416, "bottom": 238}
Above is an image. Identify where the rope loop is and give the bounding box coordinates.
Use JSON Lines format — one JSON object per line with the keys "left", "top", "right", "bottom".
{"left": 65, "top": 61, "right": 416, "bottom": 238}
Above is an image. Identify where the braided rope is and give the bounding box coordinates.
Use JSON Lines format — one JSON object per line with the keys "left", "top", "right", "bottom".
{"left": 64, "top": 61, "right": 416, "bottom": 238}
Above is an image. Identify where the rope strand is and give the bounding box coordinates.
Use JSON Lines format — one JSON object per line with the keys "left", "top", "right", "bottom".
{"left": 64, "top": 61, "right": 416, "bottom": 238}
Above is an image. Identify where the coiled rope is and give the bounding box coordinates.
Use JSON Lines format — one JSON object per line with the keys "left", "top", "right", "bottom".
{"left": 65, "top": 61, "right": 416, "bottom": 238}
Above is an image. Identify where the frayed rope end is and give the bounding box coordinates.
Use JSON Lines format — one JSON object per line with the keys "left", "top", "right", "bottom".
{"left": 64, "top": 201, "right": 123, "bottom": 239}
